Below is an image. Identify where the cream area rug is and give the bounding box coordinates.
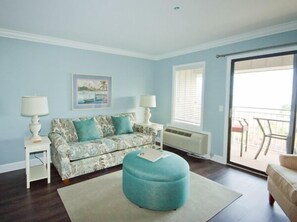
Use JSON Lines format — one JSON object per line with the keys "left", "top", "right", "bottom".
{"left": 58, "top": 171, "right": 242, "bottom": 222}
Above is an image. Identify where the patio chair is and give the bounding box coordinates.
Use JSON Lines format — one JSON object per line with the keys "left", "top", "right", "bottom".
{"left": 232, "top": 118, "right": 249, "bottom": 157}
{"left": 266, "top": 154, "right": 297, "bottom": 221}
{"left": 254, "top": 118, "right": 289, "bottom": 159}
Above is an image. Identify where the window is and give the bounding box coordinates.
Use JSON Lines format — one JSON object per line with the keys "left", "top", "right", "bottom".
{"left": 172, "top": 62, "right": 205, "bottom": 131}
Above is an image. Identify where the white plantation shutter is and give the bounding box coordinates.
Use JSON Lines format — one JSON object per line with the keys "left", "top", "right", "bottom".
{"left": 173, "top": 62, "right": 205, "bottom": 129}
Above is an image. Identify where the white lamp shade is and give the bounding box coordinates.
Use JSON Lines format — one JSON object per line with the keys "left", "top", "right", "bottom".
{"left": 21, "top": 96, "right": 49, "bottom": 116}
{"left": 140, "top": 95, "right": 156, "bottom": 108}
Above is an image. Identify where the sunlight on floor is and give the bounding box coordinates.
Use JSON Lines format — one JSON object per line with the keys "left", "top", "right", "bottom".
{"left": 230, "top": 143, "right": 283, "bottom": 172}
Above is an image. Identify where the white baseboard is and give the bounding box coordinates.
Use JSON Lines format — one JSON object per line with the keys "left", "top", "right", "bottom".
{"left": 1, "top": 153, "right": 226, "bottom": 173}
{"left": 210, "top": 155, "right": 227, "bottom": 165}
{"left": 0, "top": 158, "right": 46, "bottom": 174}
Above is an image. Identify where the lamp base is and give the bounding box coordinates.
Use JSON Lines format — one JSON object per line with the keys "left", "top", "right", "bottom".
{"left": 29, "top": 115, "right": 42, "bottom": 143}
{"left": 30, "top": 135, "right": 42, "bottom": 143}
{"left": 143, "top": 107, "right": 152, "bottom": 125}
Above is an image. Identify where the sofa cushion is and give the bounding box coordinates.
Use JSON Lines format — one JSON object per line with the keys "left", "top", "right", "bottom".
{"left": 112, "top": 116, "right": 133, "bottom": 135}
{"left": 69, "top": 138, "right": 117, "bottom": 161}
{"left": 79, "top": 116, "right": 104, "bottom": 138}
{"left": 266, "top": 164, "right": 297, "bottom": 204}
{"left": 73, "top": 118, "right": 100, "bottom": 142}
{"left": 94, "top": 113, "right": 136, "bottom": 137}
{"left": 279, "top": 154, "right": 297, "bottom": 170}
{"left": 51, "top": 113, "right": 137, "bottom": 142}
{"left": 51, "top": 118, "right": 79, "bottom": 142}
{"left": 107, "top": 132, "right": 153, "bottom": 151}
{"left": 94, "top": 115, "right": 114, "bottom": 137}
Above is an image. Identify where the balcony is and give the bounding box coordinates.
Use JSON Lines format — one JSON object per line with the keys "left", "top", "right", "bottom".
{"left": 230, "top": 106, "right": 290, "bottom": 172}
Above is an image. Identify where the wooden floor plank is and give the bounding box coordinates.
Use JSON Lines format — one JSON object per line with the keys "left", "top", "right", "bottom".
{"left": 0, "top": 146, "right": 289, "bottom": 222}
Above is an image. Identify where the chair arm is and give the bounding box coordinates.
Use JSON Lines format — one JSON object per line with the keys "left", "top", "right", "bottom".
{"left": 279, "top": 154, "right": 297, "bottom": 171}
{"left": 133, "top": 123, "right": 158, "bottom": 137}
{"left": 233, "top": 118, "right": 248, "bottom": 127}
{"left": 48, "top": 132, "right": 71, "bottom": 159}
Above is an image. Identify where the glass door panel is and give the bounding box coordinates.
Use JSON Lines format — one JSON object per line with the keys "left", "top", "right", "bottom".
{"left": 228, "top": 53, "right": 296, "bottom": 172}
{"left": 295, "top": 116, "right": 297, "bottom": 154}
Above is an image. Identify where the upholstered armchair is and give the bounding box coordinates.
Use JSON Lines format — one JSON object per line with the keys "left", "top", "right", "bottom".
{"left": 266, "top": 154, "right": 297, "bottom": 221}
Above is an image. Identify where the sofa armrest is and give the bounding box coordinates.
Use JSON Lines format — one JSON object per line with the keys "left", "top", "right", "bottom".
{"left": 133, "top": 123, "right": 158, "bottom": 137}
{"left": 48, "top": 132, "right": 71, "bottom": 159}
{"left": 279, "top": 154, "right": 297, "bottom": 171}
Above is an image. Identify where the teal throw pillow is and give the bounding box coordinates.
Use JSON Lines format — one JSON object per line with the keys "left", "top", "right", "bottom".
{"left": 73, "top": 118, "right": 100, "bottom": 142}
{"left": 112, "top": 116, "right": 133, "bottom": 135}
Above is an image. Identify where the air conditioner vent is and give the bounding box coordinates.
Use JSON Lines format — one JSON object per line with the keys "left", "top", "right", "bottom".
{"left": 164, "top": 126, "right": 208, "bottom": 155}
{"left": 165, "top": 128, "right": 192, "bottom": 137}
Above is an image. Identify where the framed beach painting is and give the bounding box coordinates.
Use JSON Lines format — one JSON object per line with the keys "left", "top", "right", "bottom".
{"left": 72, "top": 74, "right": 112, "bottom": 109}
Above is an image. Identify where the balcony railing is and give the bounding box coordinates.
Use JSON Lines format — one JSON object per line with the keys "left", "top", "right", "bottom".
{"left": 232, "top": 106, "right": 290, "bottom": 153}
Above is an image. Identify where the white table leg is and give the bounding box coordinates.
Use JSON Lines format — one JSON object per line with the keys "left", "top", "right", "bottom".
{"left": 47, "top": 147, "right": 51, "bottom": 184}
{"left": 43, "top": 151, "right": 46, "bottom": 166}
{"left": 160, "top": 130, "right": 163, "bottom": 150}
{"left": 26, "top": 149, "right": 30, "bottom": 189}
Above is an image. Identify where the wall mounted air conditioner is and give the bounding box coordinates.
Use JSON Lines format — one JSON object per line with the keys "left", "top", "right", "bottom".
{"left": 163, "top": 126, "right": 209, "bottom": 155}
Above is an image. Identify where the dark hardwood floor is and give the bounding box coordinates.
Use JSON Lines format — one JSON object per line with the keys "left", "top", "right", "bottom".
{"left": 0, "top": 146, "right": 289, "bottom": 222}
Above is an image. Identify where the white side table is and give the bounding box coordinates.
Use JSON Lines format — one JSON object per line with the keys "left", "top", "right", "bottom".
{"left": 24, "top": 136, "right": 51, "bottom": 189}
{"left": 150, "top": 123, "right": 164, "bottom": 150}
{"left": 139, "top": 123, "right": 164, "bottom": 150}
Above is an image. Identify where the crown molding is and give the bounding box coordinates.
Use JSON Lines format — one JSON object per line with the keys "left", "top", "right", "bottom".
{"left": 0, "top": 28, "right": 155, "bottom": 60}
{"left": 0, "top": 20, "right": 297, "bottom": 61}
{"left": 154, "top": 20, "right": 297, "bottom": 60}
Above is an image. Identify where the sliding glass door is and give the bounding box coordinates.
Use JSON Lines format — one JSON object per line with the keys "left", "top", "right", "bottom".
{"left": 228, "top": 52, "right": 297, "bottom": 173}
{"left": 288, "top": 54, "right": 297, "bottom": 154}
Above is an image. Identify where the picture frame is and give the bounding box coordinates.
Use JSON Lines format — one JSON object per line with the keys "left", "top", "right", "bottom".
{"left": 72, "top": 74, "right": 112, "bottom": 109}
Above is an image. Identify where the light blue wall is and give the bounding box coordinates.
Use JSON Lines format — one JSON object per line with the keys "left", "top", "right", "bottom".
{"left": 0, "top": 37, "right": 155, "bottom": 165}
{"left": 153, "top": 29, "right": 297, "bottom": 157}
{"left": 1, "top": 29, "right": 297, "bottom": 166}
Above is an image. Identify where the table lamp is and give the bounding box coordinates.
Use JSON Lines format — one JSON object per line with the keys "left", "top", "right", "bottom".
{"left": 21, "top": 96, "right": 49, "bottom": 143}
{"left": 140, "top": 95, "right": 156, "bottom": 125}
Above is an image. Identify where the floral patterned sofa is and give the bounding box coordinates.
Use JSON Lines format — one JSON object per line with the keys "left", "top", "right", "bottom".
{"left": 48, "top": 112, "right": 157, "bottom": 181}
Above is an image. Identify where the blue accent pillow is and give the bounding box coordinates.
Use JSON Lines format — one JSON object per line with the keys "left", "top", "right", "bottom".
{"left": 112, "top": 116, "right": 133, "bottom": 135}
{"left": 73, "top": 118, "right": 100, "bottom": 142}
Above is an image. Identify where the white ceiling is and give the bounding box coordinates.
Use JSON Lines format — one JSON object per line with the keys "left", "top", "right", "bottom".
{"left": 0, "top": 0, "right": 297, "bottom": 59}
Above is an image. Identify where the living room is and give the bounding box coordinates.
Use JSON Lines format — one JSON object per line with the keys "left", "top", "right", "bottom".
{"left": 1, "top": 1, "right": 297, "bottom": 221}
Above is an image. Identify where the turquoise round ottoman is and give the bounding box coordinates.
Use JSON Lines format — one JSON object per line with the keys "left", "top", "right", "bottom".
{"left": 122, "top": 150, "right": 190, "bottom": 211}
